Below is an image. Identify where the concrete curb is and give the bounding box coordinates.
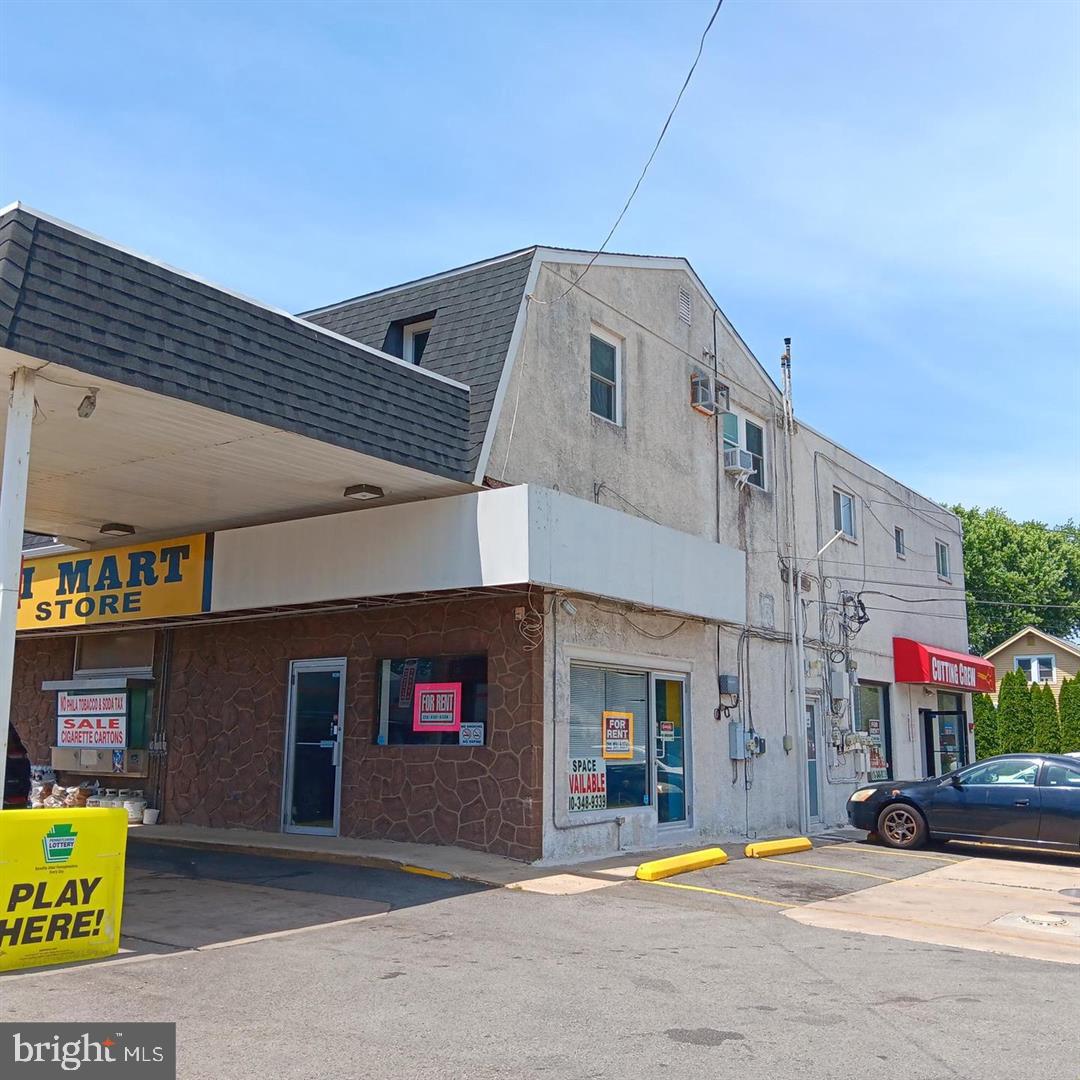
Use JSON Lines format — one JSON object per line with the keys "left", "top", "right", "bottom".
{"left": 127, "top": 833, "right": 495, "bottom": 887}
{"left": 635, "top": 847, "right": 729, "bottom": 881}
{"left": 744, "top": 837, "right": 813, "bottom": 858}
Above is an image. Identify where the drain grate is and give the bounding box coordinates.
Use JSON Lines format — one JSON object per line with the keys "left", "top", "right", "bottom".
{"left": 1020, "top": 913, "right": 1068, "bottom": 928}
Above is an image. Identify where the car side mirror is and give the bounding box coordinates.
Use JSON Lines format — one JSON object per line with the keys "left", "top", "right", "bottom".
{"left": 949, "top": 775, "right": 963, "bottom": 788}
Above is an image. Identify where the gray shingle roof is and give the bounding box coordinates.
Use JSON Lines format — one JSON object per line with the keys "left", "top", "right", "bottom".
{"left": 303, "top": 249, "right": 535, "bottom": 477}
{"left": 0, "top": 205, "right": 472, "bottom": 481}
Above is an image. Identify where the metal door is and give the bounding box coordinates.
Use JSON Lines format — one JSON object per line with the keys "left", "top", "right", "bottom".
{"left": 282, "top": 658, "right": 346, "bottom": 835}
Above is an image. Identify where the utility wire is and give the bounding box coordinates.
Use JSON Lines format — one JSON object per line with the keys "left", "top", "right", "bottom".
{"left": 529, "top": 0, "right": 724, "bottom": 307}
{"left": 857, "top": 590, "right": 1078, "bottom": 610}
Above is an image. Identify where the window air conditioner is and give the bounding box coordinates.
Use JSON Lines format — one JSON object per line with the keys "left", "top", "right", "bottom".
{"left": 690, "top": 369, "right": 715, "bottom": 415}
{"left": 723, "top": 447, "right": 754, "bottom": 473}
{"left": 714, "top": 382, "right": 730, "bottom": 411}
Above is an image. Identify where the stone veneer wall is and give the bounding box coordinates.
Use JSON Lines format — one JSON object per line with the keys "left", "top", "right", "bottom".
{"left": 11, "top": 634, "right": 76, "bottom": 762}
{"left": 164, "top": 594, "right": 544, "bottom": 860}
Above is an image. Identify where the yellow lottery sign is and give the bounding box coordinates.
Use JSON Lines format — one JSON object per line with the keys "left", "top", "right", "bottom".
{"left": 18, "top": 533, "right": 212, "bottom": 630}
{"left": 0, "top": 807, "right": 128, "bottom": 971}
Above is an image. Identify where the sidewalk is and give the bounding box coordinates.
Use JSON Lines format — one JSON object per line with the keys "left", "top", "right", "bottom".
{"left": 127, "top": 824, "right": 640, "bottom": 894}
{"left": 128, "top": 823, "right": 847, "bottom": 894}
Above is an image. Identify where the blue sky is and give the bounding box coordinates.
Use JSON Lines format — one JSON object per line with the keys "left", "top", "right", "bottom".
{"left": 2, "top": 0, "right": 1077, "bottom": 523}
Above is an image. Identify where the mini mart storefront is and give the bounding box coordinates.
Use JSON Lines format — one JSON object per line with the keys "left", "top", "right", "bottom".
{"left": 13, "top": 486, "right": 745, "bottom": 862}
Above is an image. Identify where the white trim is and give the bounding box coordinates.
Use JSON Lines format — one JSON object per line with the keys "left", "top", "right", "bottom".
{"left": 402, "top": 318, "right": 434, "bottom": 365}
{"left": 1013, "top": 654, "right": 1056, "bottom": 684}
{"left": 588, "top": 324, "right": 623, "bottom": 426}
{"left": 983, "top": 625, "right": 1080, "bottom": 662}
{"left": 935, "top": 538, "right": 951, "bottom": 581}
{"left": 0, "top": 202, "right": 468, "bottom": 392}
{"left": 833, "top": 488, "right": 857, "bottom": 540}
{"left": 473, "top": 253, "right": 542, "bottom": 483}
{"left": 894, "top": 525, "right": 906, "bottom": 559}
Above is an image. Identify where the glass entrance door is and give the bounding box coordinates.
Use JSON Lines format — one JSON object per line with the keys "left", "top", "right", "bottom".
{"left": 283, "top": 659, "right": 346, "bottom": 835}
{"left": 921, "top": 709, "right": 968, "bottom": 777}
{"left": 805, "top": 699, "right": 822, "bottom": 821}
{"left": 654, "top": 676, "right": 688, "bottom": 825}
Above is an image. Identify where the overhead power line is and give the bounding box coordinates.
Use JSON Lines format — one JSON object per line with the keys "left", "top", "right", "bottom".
{"left": 529, "top": 0, "right": 724, "bottom": 307}
{"left": 857, "top": 590, "right": 1078, "bottom": 610}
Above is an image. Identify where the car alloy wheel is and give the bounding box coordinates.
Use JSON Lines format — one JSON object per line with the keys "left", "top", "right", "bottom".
{"left": 881, "top": 806, "right": 919, "bottom": 847}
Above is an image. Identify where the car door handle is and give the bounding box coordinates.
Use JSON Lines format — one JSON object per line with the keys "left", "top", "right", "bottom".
{"left": 1014, "top": 799, "right": 1030, "bottom": 807}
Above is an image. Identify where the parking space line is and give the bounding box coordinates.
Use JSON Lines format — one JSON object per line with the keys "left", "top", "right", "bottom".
{"left": 820, "top": 844, "right": 963, "bottom": 864}
{"left": 637, "top": 880, "right": 794, "bottom": 908}
{"left": 768, "top": 859, "right": 897, "bottom": 881}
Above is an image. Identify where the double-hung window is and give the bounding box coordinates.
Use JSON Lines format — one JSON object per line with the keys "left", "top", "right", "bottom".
{"left": 833, "top": 489, "right": 856, "bottom": 539}
{"left": 722, "top": 412, "right": 767, "bottom": 489}
{"left": 1015, "top": 655, "right": 1055, "bottom": 683}
{"left": 894, "top": 527, "right": 905, "bottom": 558}
{"left": 935, "top": 540, "right": 951, "bottom": 580}
{"left": 589, "top": 330, "right": 621, "bottom": 424}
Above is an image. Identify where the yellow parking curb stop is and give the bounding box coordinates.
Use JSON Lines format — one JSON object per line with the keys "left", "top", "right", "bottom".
{"left": 744, "top": 837, "right": 813, "bottom": 859}
{"left": 635, "top": 847, "right": 728, "bottom": 881}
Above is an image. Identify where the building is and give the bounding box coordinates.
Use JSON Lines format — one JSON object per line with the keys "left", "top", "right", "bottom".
{"left": 984, "top": 626, "right": 1080, "bottom": 701}
{"left": 1, "top": 204, "right": 996, "bottom": 864}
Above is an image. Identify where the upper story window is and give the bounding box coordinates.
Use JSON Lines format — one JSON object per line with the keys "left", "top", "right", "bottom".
{"left": 75, "top": 628, "right": 155, "bottom": 677}
{"left": 722, "top": 412, "right": 767, "bottom": 490}
{"left": 1015, "top": 655, "right": 1055, "bottom": 683}
{"left": 589, "top": 329, "right": 621, "bottom": 424}
{"left": 403, "top": 318, "right": 434, "bottom": 364}
{"left": 833, "top": 489, "right": 856, "bottom": 539}
{"left": 894, "top": 526, "right": 905, "bottom": 557}
{"left": 935, "top": 539, "right": 951, "bottom": 580}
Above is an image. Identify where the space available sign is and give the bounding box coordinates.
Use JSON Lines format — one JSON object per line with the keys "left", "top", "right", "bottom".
{"left": 56, "top": 690, "right": 128, "bottom": 749}
{"left": 568, "top": 757, "right": 607, "bottom": 813}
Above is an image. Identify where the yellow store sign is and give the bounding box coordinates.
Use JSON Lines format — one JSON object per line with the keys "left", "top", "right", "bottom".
{"left": 18, "top": 533, "right": 213, "bottom": 630}
{"left": 0, "top": 808, "right": 127, "bottom": 971}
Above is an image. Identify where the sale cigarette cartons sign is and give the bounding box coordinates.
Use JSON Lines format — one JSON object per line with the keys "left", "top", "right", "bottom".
{"left": 0, "top": 808, "right": 127, "bottom": 972}
{"left": 56, "top": 690, "right": 128, "bottom": 749}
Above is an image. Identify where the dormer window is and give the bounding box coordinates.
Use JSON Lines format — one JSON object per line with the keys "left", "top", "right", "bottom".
{"left": 403, "top": 318, "right": 434, "bottom": 364}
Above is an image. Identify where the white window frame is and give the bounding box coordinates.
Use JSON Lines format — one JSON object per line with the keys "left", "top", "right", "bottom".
{"left": 743, "top": 417, "right": 767, "bottom": 490}
{"left": 403, "top": 318, "right": 434, "bottom": 364}
{"left": 935, "top": 539, "right": 951, "bottom": 580}
{"left": 1014, "top": 655, "right": 1055, "bottom": 683}
{"left": 894, "top": 526, "right": 905, "bottom": 559}
{"left": 721, "top": 410, "right": 767, "bottom": 490}
{"left": 589, "top": 326, "right": 623, "bottom": 426}
{"left": 833, "top": 488, "right": 857, "bottom": 540}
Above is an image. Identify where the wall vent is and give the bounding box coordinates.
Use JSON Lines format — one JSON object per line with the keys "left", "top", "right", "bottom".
{"left": 678, "top": 287, "right": 692, "bottom": 325}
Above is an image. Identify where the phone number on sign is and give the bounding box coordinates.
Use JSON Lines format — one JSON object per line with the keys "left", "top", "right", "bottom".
{"left": 568, "top": 793, "right": 608, "bottom": 812}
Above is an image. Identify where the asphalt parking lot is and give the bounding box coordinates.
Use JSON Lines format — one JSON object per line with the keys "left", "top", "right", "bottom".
{"left": 5, "top": 839, "right": 1080, "bottom": 1079}
{"left": 623, "top": 837, "right": 1080, "bottom": 964}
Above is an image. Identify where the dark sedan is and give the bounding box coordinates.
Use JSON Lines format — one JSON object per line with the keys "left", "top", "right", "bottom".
{"left": 847, "top": 754, "right": 1080, "bottom": 852}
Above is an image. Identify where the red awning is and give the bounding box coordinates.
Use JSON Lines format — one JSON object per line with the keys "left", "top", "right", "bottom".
{"left": 893, "top": 637, "right": 996, "bottom": 693}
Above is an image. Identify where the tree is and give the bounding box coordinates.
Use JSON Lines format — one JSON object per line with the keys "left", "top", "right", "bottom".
{"left": 972, "top": 693, "right": 998, "bottom": 760}
{"left": 1031, "top": 683, "right": 1060, "bottom": 755}
{"left": 951, "top": 506, "right": 1080, "bottom": 655}
{"left": 996, "top": 670, "right": 1034, "bottom": 754}
{"left": 1059, "top": 676, "right": 1080, "bottom": 754}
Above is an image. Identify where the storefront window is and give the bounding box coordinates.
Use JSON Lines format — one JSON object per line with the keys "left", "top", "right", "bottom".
{"left": 569, "top": 665, "right": 649, "bottom": 811}
{"left": 374, "top": 655, "right": 487, "bottom": 746}
{"left": 855, "top": 683, "right": 891, "bottom": 780}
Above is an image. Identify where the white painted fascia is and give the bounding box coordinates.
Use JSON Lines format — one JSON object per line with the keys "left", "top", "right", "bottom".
{"left": 0, "top": 201, "right": 468, "bottom": 393}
